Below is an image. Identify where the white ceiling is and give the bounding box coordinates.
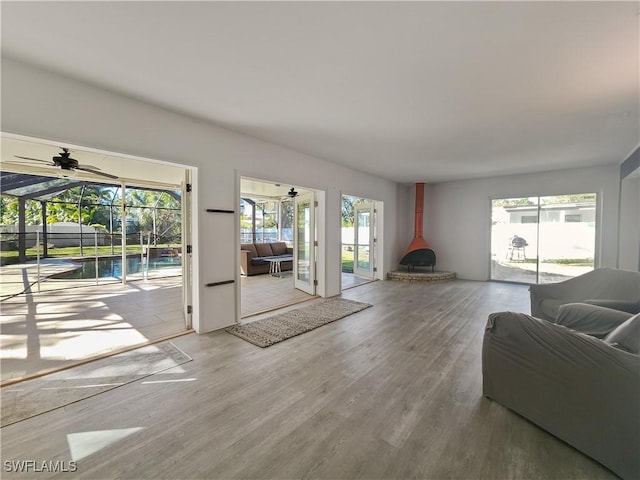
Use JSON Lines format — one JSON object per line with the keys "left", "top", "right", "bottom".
{"left": 241, "top": 178, "right": 309, "bottom": 200}
{"left": 1, "top": 136, "right": 186, "bottom": 187}
{"left": 1, "top": 1, "right": 638, "bottom": 183}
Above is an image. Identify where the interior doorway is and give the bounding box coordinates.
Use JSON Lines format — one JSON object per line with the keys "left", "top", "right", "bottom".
{"left": 0, "top": 134, "right": 193, "bottom": 383}
{"left": 341, "top": 194, "right": 381, "bottom": 291}
{"left": 239, "top": 177, "right": 318, "bottom": 318}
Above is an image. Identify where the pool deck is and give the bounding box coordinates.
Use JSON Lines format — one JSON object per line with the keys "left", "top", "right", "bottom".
{"left": 0, "top": 258, "right": 182, "bottom": 298}
{"left": 0, "top": 258, "right": 83, "bottom": 298}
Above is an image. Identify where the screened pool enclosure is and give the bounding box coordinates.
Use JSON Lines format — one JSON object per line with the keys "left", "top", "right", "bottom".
{"left": 0, "top": 172, "right": 183, "bottom": 292}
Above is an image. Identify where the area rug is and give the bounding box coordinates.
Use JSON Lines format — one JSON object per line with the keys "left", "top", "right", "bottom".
{"left": 226, "top": 297, "right": 372, "bottom": 347}
{"left": 1, "top": 342, "right": 191, "bottom": 427}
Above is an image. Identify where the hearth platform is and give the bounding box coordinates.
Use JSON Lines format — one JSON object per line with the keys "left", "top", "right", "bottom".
{"left": 387, "top": 270, "right": 456, "bottom": 283}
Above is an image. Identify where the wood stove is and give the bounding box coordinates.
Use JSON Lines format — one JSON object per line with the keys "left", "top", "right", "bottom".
{"left": 400, "top": 248, "right": 436, "bottom": 272}
{"left": 399, "top": 182, "right": 436, "bottom": 272}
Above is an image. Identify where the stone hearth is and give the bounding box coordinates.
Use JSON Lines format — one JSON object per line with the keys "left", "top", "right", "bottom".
{"left": 387, "top": 270, "right": 456, "bottom": 283}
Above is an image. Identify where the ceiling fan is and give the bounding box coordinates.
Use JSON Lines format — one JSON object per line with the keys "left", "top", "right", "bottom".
{"left": 11, "top": 147, "right": 119, "bottom": 180}
{"left": 276, "top": 187, "right": 299, "bottom": 201}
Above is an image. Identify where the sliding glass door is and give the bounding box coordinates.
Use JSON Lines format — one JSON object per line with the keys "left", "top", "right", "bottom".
{"left": 490, "top": 197, "right": 539, "bottom": 283}
{"left": 490, "top": 194, "right": 596, "bottom": 284}
{"left": 537, "top": 195, "right": 596, "bottom": 282}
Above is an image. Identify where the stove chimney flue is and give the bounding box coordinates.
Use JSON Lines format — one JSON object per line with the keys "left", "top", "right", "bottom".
{"left": 405, "top": 182, "right": 430, "bottom": 254}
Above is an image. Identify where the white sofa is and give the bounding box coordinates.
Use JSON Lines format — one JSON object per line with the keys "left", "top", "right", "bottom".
{"left": 483, "top": 306, "right": 640, "bottom": 479}
{"left": 529, "top": 267, "right": 640, "bottom": 321}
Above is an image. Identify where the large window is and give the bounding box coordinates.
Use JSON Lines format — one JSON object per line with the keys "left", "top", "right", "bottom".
{"left": 0, "top": 181, "right": 182, "bottom": 266}
{"left": 490, "top": 193, "right": 597, "bottom": 284}
{"left": 240, "top": 197, "right": 293, "bottom": 245}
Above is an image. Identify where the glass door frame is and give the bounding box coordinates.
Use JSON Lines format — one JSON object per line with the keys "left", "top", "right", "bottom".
{"left": 489, "top": 193, "right": 598, "bottom": 284}
{"left": 294, "top": 191, "right": 316, "bottom": 295}
{"left": 354, "top": 202, "right": 375, "bottom": 278}
{"left": 181, "top": 169, "right": 193, "bottom": 330}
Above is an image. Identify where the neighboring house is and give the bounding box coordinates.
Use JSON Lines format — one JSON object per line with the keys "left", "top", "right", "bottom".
{"left": 504, "top": 202, "right": 597, "bottom": 225}
{"left": 0, "top": 222, "right": 107, "bottom": 248}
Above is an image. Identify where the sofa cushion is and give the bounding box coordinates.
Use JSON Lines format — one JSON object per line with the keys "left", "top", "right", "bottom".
{"left": 604, "top": 313, "right": 640, "bottom": 354}
{"left": 255, "top": 243, "right": 273, "bottom": 257}
{"left": 270, "top": 242, "right": 288, "bottom": 256}
{"left": 556, "top": 303, "right": 633, "bottom": 338}
{"left": 251, "top": 257, "right": 269, "bottom": 266}
{"left": 538, "top": 299, "right": 565, "bottom": 321}
{"left": 584, "top": 299, "right": 640, "bottom": 315}
{"left": 241, "top": 243, "right": 258, "bottom": 257}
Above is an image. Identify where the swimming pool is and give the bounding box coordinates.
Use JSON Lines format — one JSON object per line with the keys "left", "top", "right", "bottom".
{"left": 55, "top": 256, "right": 182, "bottom": 279}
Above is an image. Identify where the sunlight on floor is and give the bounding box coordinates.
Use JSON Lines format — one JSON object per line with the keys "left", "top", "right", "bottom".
{"left": 141, "top": 377, "right": 197, "bottom": 384}
{"left": 0, "top": 277, "right": 185, "bottom": 383}
{"left": 67, "top": 428, "right": 145, "bottom": 462}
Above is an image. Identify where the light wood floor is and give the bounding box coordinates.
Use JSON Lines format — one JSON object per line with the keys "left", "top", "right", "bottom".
{"left": 240, "top": 272, "right": 372, "bottom": 317}
{"left": 1, "top": 271, "right": 367, "bottom": 382}
{"left": 0, "top": 277, "right": 186, "bottom": 383}
{"left": 0, "top": 280, "right": 617, "bottom": 479}
{"left": 240, "top": 273, "right": 315, "bottom": 317}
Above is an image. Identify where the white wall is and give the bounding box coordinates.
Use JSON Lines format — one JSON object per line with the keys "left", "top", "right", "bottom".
{"left": 2, "top": 58, "right": 404, "bottom": 333}
{"left": 619, "top": 173, "right": 640, "bottom": 271}
{"left": 396, "top": 183, "right": 413, "bottom": 258}
{"left": 422, "top": 165, "right": 621, "bottom": 280}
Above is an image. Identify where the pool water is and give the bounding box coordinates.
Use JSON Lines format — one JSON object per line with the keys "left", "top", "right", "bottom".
{"left": 56, "top": 256, "right": 182, "bottom": 279}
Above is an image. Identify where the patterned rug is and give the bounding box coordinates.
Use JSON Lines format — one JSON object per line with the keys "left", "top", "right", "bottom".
{"left": 226, "top": 297, "right": 372, "bottom": 347}
{"left": 1, "top": 342, "right": 192, "bottom": 427}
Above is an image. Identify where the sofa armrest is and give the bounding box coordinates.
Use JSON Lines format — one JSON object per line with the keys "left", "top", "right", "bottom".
{"left": 555, "top": 303, "right": 633, "bottom": 338}
{"left": 529, "top": 283, "right": 566, "bottom": 320}
{"left": 240, "top": 250, "right": 252, "bottom": 276}
{"left": 483, "top": 311, "right": 639, "bottom": 480}
{"left": 529, "top": 279, "right": 591, "bottom": 320}
{"left": 286, "top": 247, "right": 293, "bottom": 254}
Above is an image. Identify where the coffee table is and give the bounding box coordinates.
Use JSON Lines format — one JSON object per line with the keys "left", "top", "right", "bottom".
{"left": 264, "top": 255, "right": 294, "bottom": 277}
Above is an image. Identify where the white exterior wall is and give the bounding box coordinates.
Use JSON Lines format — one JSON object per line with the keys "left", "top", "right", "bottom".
{"left": 422, "top": 165, "right": 621, "bottom": 280}
{"left": 2, "top": 58, "right": 403, "bottom": 333}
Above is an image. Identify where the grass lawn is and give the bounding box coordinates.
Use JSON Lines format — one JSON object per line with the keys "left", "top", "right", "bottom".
{"left": 342, "top": 249, "right": 354, "bottom": 273}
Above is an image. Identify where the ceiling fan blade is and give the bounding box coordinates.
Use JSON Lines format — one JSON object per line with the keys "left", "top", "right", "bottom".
{"left": 75, "top": 166, "right": 119, "bottom": 180}
{"left": 2, "top": 161, "right": 52, "bottom": 171}
{"left": 14, "top": 155, "right": 53, "bottom": 165}
{"left": 77, "top": 163, "right": 102, "bottom": 171}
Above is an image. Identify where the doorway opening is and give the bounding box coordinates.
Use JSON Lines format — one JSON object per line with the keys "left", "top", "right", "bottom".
{"left": 341, "top": 194, "right": 381, "bottom": 290}
{"left": 239, "top": 177, "right": 319, "bottom": 318}
{"left": 0, "top": 134, "right": 194, "bottom": 384}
